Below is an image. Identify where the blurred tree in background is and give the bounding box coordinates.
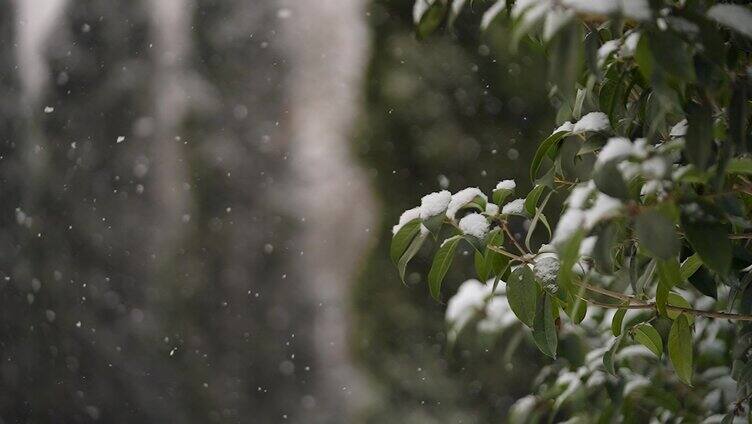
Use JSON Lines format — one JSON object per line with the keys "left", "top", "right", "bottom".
{"left": 0, "top": 0, "right": 372, "bottom": 422}
{"left": 354, "top": 0, "right": 555, "bottom": 421}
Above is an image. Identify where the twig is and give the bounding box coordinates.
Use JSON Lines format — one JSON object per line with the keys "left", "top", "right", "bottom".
{"left": 579, "top": 297, "right": 752, "bottom": 321}
{"left": 487, "top": 245, "right": 527, "bottom": 263}
{"left": 574, "top": 281, "right": 647, "bottom": 304}
{"left": 502, "top": 222, "right": 528, "bottom": 256}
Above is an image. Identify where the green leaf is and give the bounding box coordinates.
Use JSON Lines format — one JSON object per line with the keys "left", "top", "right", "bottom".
{"left": 525, "top": 192, "right": 552, "bottom": 251}
{"left": 593, "top": 222, "right": 621, "bottom": 273}
{"left": 422, "top": 213, "right": 445, "bottom": 236}
{"left": 468, "top": 195, "right": 487, "bottom": 212}
{"left": 531, "top": 130, "right": 568, "bottom": 182}
{"left": 604, "top": 335, "right": 623, "bottom": 376}
{"left": 681, "top": 203, "right": 732, "bottom": 276}
{"left": 398, "top": 230, "right": 428, "bottom": 283}
{"left": 668, "top": 314, "right": 693, "bottom": 385}
{"left": 593, "top": 160, "right": 629, "bottom": 200}
{"left": 656, "top": 258, "right": 681, "bottom": 316}
{"left": 549, "top": 22, "right": 583, "bottom": 102}
{"left": 507, "top": 266, "right": 539, "bottom": 327}
{"left": 474, "top": 229, "right": 507, "bottom": 281}
{"left": 533, "top": 294, "right": 558, "bottom": 358}
{"left": 634, "top": 34, "right": 654, "bottom": 82}
{"left": 524, "top": 184, "right": 546, "bottom": 216}
{"left": 390, "top": 218, "right": 422, "bottom": 264}
{"left": 415, "top": 0, "right": 447, "bottom": 39}
{"left": 556, "top": 230, "right": 583, "bottom": 295}
{"left": 565, "top": 284, "right": 587, "bottom": 324}
{"left": 635, "top": 210, "right": 680, "bottom": 260}
{"left": 666, "top": 292, "right": 694, "bottom": 324}
{"left": 685, "top": 98, "right": 714, "bottom": 171}
{"left": 612, "top": 308, "right": 627, "bottom": 337}
{"left": 599, "top": 66, "right": 627, "bottom": 126}
{"left": 633, "top": 323, "right": 663, "bottom": 358}
{"left": 493, "top": 188, "right": 514, "bottom": 206}
{"left": 680, "top": 254, "right": 702, "bottom": 281}
{"left": 648, "top": 30, "right": 695, "bottom": 82}
{"left": 428, "top": 235, "right": 461, "bottom": 300}
{"left": 729, "top": 79, "right": 747, "bottom": 154}
{"left": 727, "top": 158, "right": 752, "bottom": 175}
{"left": 688, "top": 267, "right": 717, "bottom": 299}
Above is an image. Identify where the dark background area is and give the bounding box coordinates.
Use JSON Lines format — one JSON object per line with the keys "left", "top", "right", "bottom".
{"left": 0, "top": 0, "right": 555, "bottom": 422}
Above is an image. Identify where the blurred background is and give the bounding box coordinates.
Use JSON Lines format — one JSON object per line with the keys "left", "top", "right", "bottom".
{"left": 0, "top": 0, "right": 555, "bottom": 422}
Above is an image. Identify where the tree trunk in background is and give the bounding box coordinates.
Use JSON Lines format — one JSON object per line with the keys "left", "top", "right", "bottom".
{"left": 0, "top": 0, "right": 374, "bottom": 422}
{"left": 282, "top": 0, "right": 376, "bottom": 421}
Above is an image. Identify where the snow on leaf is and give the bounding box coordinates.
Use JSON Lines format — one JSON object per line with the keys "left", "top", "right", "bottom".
{"left": 708, "top": 4, "right": 752, "bottom": 39}
{"left": 573, "top": 111, "right": 610, "bottom": 134}
{"left": 419, "top": 190, "right": 451, "bottom": 219}
{"left": 459, "top": 213, "right": 490, "bottom": 239}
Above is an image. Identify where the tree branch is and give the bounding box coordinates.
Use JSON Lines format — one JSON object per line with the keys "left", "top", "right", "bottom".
{"left": 579, "top": 297, "right": 752, "bottom": 322}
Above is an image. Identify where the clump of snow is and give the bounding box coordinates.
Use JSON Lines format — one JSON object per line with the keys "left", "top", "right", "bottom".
{"left": 562, "top": 0, "right": 618, "bottom": 16}
{"left": 553, "top": 121, "right": 575, "bottom": 134}
{"left": 446, "top": 279, "right": 492, "bottom": 332}
{"left": 446, "top": 278, "right": 512, "bottom": 336}
{"left": 413, "top": 0, "right": 433, "bottom": 23}
{"left": 477, "top": 296, "right": 517, "bottom": 333}
{"left": 44, "top": 106, "right": 54, "bottom": 113}
{"left": 708, "top": 4, "right": 752, "bottom": 39}
{"left": 459, "top": 213, "right": 490, "bottom": 239}
{"left": 485, "top": 203, "right": 499, "bottom": 216}
{"left": 631, "top": 138, "right": 649, "bottom": 159}
{"left": 446, "top": 187, "right": 487, "bottom": 220}
{"left": 640, "top": 179, "right": 668, "bottom": 196}
{"left": 598, "top": 39, "right": 620, "bottom": 65}
{"left": 419, "top": 190, "right": 451, "bottom": 219}
{"left": 501, "top": 198, "right": 526, "bottom": 215}
{"left": 552, "top": 208, "right": 585, "bottom": 245}
{"left": 538, "top": 243, "right": 556, "bottom": 254}
{"left": 579, "top": 236, "right": 597, "bottom": 256}
{"left": 543, "top": 8, "right": 575, "bottom": 42}
{"left": 641, "top": 156, "right": 668, "bottom": 179}
{"left": 584, "top": 193, "right": 623, "bottom": 228}
{"left": 596, "top": 137, "right": 634, "bottom": 166}
{"left": 567, "top": 183, "right": 595, "bottom": 209}
{"left": 392, "top": 207, "right": 426, "bottom": 235}
{"left": 670, "top": 119, "right": 688, "bottom": 137}
{"left": 563, "top": 0, "right": 651, "bottom": 21}
{"left": 511, "top": 0, "right": 542, "bottom": 19}
{"left": 573, "top": 112, "right": 610, "bottom": 134}
{"left": 509, "top": 395, "right": 539, "bottom": 420}
{"left": 481, "top": 0, "right": 506, "bottom": 30}
{"left": 116, "top": 136, "right": 126, "bottom": 143}
{"left": 534, "top": 255, "right": 560, "bottom": 284}
{"left": 617, "top": 161, "right": 641, "bottom": 180}
{"left": 621, "top": 32, "right": 640, "bottom": 57}
{"left": 672, "top": 165, "right": 693, "bottom": 180}
{"left": 621, "top": 0, "right": 651, "bottom": 21}
{"left": 496, "top": 179, "right": 516, "bottom": 191}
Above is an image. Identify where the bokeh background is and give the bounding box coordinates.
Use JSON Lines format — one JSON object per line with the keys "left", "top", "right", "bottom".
{"left": 0, "top": 0, "right": 556, "bottom": 422}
